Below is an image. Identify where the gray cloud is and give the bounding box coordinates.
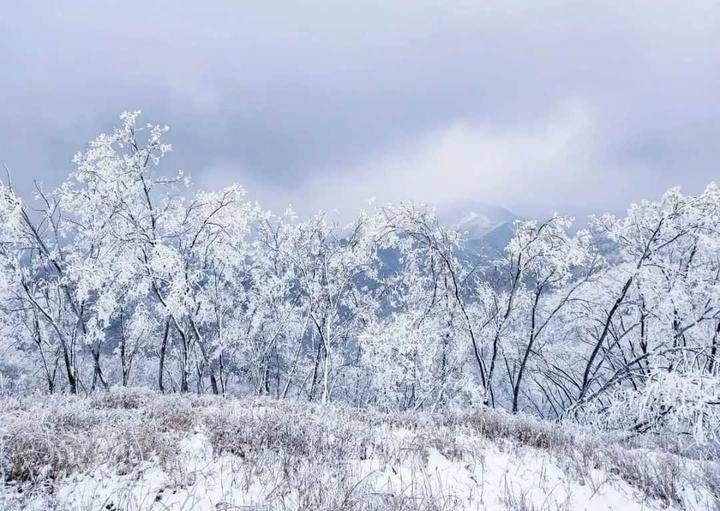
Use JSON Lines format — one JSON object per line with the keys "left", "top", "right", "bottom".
{"left": 1, "top": 1, "right": 719, "bottom": 219}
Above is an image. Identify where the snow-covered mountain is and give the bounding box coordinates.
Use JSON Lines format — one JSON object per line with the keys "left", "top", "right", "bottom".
{"left": 438, "top": 200, "right": 518, "bottom": 240}
{"left": 437, "top": 200, "right": 520, "bottom": 256}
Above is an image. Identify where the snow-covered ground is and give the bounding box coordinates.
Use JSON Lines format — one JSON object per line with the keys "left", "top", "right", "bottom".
{"left": 1, "top": 388, "right": 717, "bottom": 510}
{"left": 11, "top": 434, "right": 685, "bottom": 510}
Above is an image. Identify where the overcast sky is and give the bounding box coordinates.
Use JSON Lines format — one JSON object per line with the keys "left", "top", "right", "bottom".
{"left": 2, "top": 1, "right": 719, "bottom": 219}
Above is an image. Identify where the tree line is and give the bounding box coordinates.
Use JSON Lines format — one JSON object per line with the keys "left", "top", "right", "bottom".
{"left": 1, "top": 112, "right": 718, "bottom": 443}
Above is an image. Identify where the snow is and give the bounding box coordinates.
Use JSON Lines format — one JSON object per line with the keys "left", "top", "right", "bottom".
{"left": 6, "top": 429, "right": 701, "bottom": 510}
{"left": 356, "top": 441, "right": 668, "bottom": 511}
{"left": 16, "top": 433, "right": 269, "bottom": 510}
{"left": 1, "top": 113, "right": 720, "bottom": 511}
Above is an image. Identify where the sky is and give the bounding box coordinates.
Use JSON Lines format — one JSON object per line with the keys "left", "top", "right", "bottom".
{"left": 2, "top": 1, "right": 719, "bottom": 220}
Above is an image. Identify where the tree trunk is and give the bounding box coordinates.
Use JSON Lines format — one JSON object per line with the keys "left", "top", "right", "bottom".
{"left": 709, "top": 320, "right": 720, "bottom": 375}
{"left": 321, "top": 343, "right": 331, "bottom": 404}
{"left": 158, "top": 319, "right": 170, "bottom": 393}
{"left": 91, "top": 348, "right": 108, "bottom": 391}
{"left": 309, "top": 336, "right": 323, "bottom": 401}
{"left": 578, "top": 276, "right": 633, "bottom": 402}
{"left": 513, "top": 288, "right": 542, "bottom": 413}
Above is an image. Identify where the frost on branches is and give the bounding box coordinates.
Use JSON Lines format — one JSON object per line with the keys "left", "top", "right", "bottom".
{"left": 0, "top": 112, "right": 718, "bottom": 450}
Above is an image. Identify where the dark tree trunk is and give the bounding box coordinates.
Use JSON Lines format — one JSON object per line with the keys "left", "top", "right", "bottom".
{"left": 158, "top": 319, "right": 170, "bottom": 393}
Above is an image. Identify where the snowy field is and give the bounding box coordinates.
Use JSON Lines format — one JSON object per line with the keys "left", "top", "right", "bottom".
{"left": 0, "top": 388, "right": 717, "bottom": 510}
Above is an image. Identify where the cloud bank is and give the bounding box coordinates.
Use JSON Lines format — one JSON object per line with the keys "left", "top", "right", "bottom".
{"left": 2, "top": 1, "right": 719, "bottom": 219}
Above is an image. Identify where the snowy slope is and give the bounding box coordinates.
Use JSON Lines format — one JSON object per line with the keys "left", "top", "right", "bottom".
{"left": 438, "top": 200, "right": 519, "bottom": 257}
{"left": 1, "top": 389, "right": 716, "bottom": 510}
{"left": 15, "top": 432, "right": 693, "bottom": 511}
{"left": 438, "top": 200, "right": 518, "bottom": 239}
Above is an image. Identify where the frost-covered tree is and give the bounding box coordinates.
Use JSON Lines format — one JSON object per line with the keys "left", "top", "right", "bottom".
{"left": 1, "top": 111, "right": 718, "bottom": 448}
{"left": 358, "top": 203, "right": 471, "bottom": 411}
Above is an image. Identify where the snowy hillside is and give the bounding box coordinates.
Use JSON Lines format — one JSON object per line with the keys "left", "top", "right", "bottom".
{"left": 1, "top": 388, "right": 717, "bottom": 511}
{"left": 3, "top": 115, "right": 720, "bottom": 511}
{"left": 438, "top": 200, "right": 518, "bottom": 239}
{"left": 437, "top": 200, "right": 519, "bottom": 256}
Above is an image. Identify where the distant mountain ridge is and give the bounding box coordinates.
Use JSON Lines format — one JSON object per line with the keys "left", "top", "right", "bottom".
{"left": 437, "top": 200, "right": 520, "bottom": 257}
{"left": 438, "top": 200, "right": 518, "bottom": 238}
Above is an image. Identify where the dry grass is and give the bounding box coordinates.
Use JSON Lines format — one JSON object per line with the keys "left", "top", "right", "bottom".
{"left": 0, "top": 387, "right": 717, "bottom": 510}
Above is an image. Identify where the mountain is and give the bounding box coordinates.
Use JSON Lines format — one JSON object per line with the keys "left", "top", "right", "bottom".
{"left": 373, "top": 201, "right": 520, "bottom": 274}
{"left": 438, "top": 200, "right": 518, "bottom": 239}
{"left": 437, "top": 200, "right": 519, "bottom": 257}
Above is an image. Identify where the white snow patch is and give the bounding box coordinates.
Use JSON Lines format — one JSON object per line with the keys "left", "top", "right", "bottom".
{"left": 5, "top": 430, "right": 709, "bottom": 510}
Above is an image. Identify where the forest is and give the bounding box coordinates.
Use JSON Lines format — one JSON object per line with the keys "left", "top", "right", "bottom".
{"left": 1, "top": 112, "right": 719, "bottom": 451}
